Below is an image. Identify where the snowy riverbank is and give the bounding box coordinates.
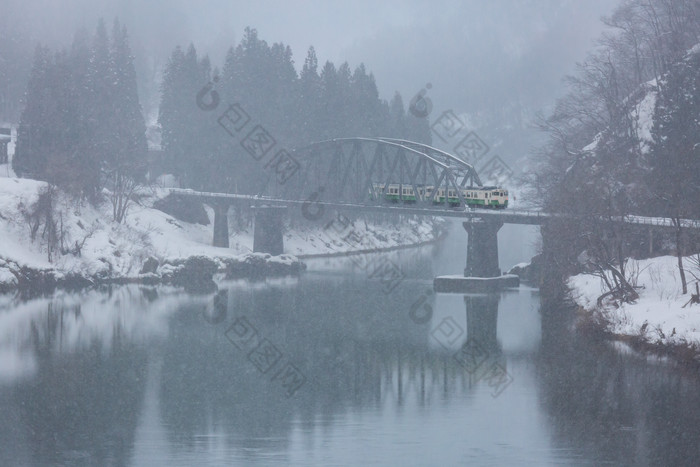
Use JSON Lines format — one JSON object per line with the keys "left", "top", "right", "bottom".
{"left": 568, "top": 255, "right": 700, "bottom": 360}
{"left": 0, "top": 177, "right": 443, "bottom": 293}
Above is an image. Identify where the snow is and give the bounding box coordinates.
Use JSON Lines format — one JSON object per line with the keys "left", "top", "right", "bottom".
{"left": 582, "top": 132, "right": 603, "bottom": 153}
{"left": 436, "top": 274, "right": 519, "bottom": 281}
{"left": 689, "top": 42, "right": 700, "bottom": 56}
{"left": 0, "top": 178, "right": 441, "bottom": 286}
{"left": 0, "top": 267, "right": 16, "bottom": 287}
{"left": 568, "top": 255, "right": 700, "bottom": 347}
{"left": 0, "top": 164, "right": 15, "bottom": 179}
{"left": 154, "top": 173, "right": 178, "bottom": 188}
{"left": 0, "top": 178, "right": 55, "bottom": 269}
{"left": 581, "top": 78, "right": 658, "bottom": 155}
{"left": 631, "top": 80, "right": 657, "bottom": 154}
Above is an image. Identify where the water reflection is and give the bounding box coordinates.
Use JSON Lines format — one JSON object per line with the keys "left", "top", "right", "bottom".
{"left": 538, "top": 306, "right": 700, "bottom": 466}
{"left": 151, "top": 282, "right": 535, "bottom": 465}
{"left": 0, "top": 269, "right": 698, "bottom": 465}
{"left": 0, "top": 286, "right": 168, "bottom": 466}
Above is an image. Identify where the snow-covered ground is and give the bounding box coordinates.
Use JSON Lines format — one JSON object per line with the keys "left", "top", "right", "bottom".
{"left": 568, "top": 255, "right": 700, "bottom": 349}
{"left": 0, "top": 177, "right": 442, "bottom": 290}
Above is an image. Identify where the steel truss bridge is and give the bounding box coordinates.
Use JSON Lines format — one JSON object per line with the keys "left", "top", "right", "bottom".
{"left": 169, "top": 137, "right": 700, "bottom": 277}
{"left": 265, "top": 137, "right": 483, "bottom": 207}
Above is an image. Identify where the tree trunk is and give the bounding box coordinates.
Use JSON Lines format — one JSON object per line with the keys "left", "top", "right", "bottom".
{"left": 675, "top": 218, "right": 688, "bottom": 294}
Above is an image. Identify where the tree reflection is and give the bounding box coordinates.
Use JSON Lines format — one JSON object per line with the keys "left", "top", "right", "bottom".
{"left": 157, "top": 282, "right": 510, "bottom": 455}
{"left": 6, "top": 298, "right": 149, "bottom": 466}
{"left": 537, "top": 305, "right": 700, "bottom": 465}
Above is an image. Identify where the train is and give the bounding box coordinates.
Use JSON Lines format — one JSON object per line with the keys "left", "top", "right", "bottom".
{"left": 370, "top": 183, "right": 508, "bottom": 209}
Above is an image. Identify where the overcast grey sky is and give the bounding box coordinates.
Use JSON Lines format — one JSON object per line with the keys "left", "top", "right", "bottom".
{"left": 3, "top": 0, "right": 618, "bottom": 126}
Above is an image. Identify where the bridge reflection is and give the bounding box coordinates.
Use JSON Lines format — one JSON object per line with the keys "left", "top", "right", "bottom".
{"left": 154, "top": 284, "right": 512, "bottom": 450}
{"left": 2, "top": 270, "right": 700, "bottom": 464}
{"left": 0, "top": 283, "right": 513, "bottom": 463}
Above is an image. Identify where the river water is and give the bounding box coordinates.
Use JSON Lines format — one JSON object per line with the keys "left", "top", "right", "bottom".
{"left": 1, "top": 221, "right": 699, "bottom": 466}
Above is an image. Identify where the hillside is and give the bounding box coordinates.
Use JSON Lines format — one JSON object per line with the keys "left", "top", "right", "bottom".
{"left": 0, "top": 177, "right": 442, "bottom": 292}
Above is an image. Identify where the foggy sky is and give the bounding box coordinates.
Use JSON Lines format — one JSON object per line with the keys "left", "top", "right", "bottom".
{"left": 3, "top": 0, "right": 618, "bottom": 123}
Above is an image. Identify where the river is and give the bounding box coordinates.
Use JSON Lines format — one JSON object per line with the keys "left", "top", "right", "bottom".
{"left": 0, "top": 220, "right": 699, "bottom": 466}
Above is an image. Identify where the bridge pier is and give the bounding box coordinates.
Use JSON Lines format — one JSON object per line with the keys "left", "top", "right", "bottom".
{"left": 465, "top": 294, "right": 500, "bottom": 353}
{"left": 463, "top": 219, "right": 503, "bottom": 277}
{"left": 253, "top": 206, "right": 287, "bottom": 255}
{"left": 212, "top": 201, "right": 231, "bottom": 248}
{"left": 434, "top": 218, "right": 517, "bottom": 292}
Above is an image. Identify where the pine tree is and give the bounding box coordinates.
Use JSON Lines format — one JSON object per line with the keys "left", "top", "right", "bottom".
{"left": 159, "top": 44, "right": 204, "bottom": 188}
{"left": 15, "top": 19, "right": 147, "bottom": 210}
{"left": 105, "top": 19, "right": 148, "bottom": 222}
{"left": 107, "top": 20, "right": 147, "bottom": 179}
{"left": 351, "top": 64, "right": 380, "bottom": 136}
{"left": 319, "top": 61, "right": 340, "bottom": 140}
{"left": 389, "top": 92, "right": 406, "bottom": 138}
{"left": 405, "top": 110, "right": 432, "bottom": 144}
{"left": 296, "top": 46, "right": 322, "bottom": 144}
{"left": 158, "top": 29, "right": 423, "bottom": 195}
{"left": 335, "top": 62, "right": 354, "bottom": 137}
{"left": 68, "top": 28, "right": 96, "bottom": 193}
{"left": 86, "top": 18, "right": 113, "bottom": 195}
{"left": 159, "top": 45, "right": 187, "bottom": 181}
{"left": 13, "top": 45, "right": 53, "bottom": 178}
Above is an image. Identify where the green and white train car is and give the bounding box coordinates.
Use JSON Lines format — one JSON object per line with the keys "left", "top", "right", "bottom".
{"left": 370, "top": 183, "right": 508, "bottom": 209}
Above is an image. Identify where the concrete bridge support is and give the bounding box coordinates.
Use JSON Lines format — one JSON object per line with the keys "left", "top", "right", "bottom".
{"left": 465, "top": 294, "right": 500, "bottom": 353}
{"left": 212, "top": 201, "right": 231, "bottom": 248}
{"left": 253, "top": 206, "right": 287, "bottom": 255}
{"left": 463, "top": 219, "right": 503, "bottom": 278}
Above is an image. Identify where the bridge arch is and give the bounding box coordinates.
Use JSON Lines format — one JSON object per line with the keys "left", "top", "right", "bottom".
{"left": 268, "top": 137, "right": 483, "bottom": 207}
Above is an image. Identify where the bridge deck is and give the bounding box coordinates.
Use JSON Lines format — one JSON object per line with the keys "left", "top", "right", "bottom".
{"left": 168, "top": 188, "right": 700, "bottom": 229}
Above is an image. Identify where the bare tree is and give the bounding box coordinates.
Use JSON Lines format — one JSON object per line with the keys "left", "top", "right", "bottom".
{"left": 106, "top": 169, "right": 139, "bottom": 224}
